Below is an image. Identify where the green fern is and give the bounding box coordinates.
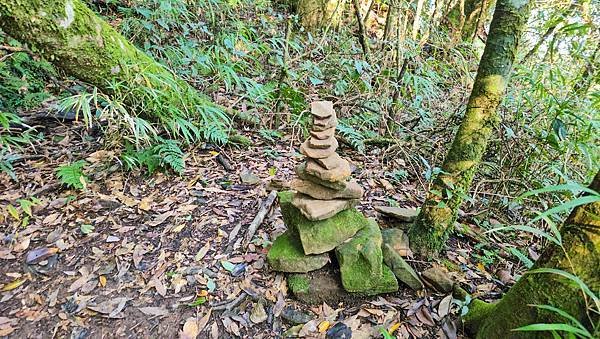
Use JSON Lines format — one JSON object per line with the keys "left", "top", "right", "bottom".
{"left": 154, "top": 139, "right": 185, "bottom": 174}
{"left": 337, "top": 122, "right": 366, "bottom": 153}
{"left": 56, "top": 160, "right": 88, "bottom": 189}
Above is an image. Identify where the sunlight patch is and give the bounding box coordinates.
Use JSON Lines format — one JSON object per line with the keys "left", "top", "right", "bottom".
{"left": 58, "top": 0, "right": 75, "bottom": 28}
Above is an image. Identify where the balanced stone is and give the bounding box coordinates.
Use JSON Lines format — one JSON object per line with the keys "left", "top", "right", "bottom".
{"left": 311, "top": 101, "right": 334, "bottom": 119}
{"left": 308, "top": 135, "right": 337, "bottom": 150}
{"left": 313, "top": 115, "right": 337, "bottom": 132}
{"left": 290, "top": 179, "right": 363, "bottom": 200}
{"left": 382, "top": 228, "right": 411, "bottom": 257}
{"left": 296, "top": 163, "right": 347, "bottom": 190}
{"left": 305, "top": 158, "right": 351, "bottom": 183}
{"left": 375, "top": 206, "right": 419, "bottom": 222}
{"left": 267, "top": 230, "right": 330, "bottom": 273}
{"left": 310, "top": 126, "right": 335, "bottom": 140}
{"left": 300, "top": 140, "right": 337, "bottom": 159}
{"left": 313, "top": 152, "right": 344, "bottom": 170}
{"left": 279, "top": 191, "right": 367, "bottom": 254}
{"left": 336, "top": 218, "right": 398, "bottom": 294}
{"left": 292, "top": 193, "right": 357, "bottom": 221}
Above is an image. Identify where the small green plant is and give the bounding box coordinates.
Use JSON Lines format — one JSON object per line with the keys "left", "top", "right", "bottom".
{"left": 121, "top": 138, "right": 186, "bottom": 175}
{"left": 56, "top": 160, "right": 89, "bottom": 189}
{"left": 5, "top": 196, "right": 41, "bottom": 227}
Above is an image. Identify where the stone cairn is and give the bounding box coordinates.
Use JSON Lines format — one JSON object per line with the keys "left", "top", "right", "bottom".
{"left": 267, "top": 101, "right": 419, "bottom": 301}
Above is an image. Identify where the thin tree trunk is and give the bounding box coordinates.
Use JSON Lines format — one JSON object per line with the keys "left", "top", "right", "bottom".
{"left": 412, "top": 0, "right": 426, "bottom": 40}
{"left": 408, "top": 0, "right": 531, "bottom": 254}
{"left": 352, "top": 0, "right": 371, "bottom": 63}
{"left": 464, "top": 172, "right": 600, "bottom": 338}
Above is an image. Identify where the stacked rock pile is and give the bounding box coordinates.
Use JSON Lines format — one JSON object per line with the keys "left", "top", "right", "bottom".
{"left": 267, "top": 101, "right": 402, "bottom": 298}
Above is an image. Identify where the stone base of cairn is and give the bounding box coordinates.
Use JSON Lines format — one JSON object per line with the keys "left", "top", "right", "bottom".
{"left": 267, "top": 101, "right": 399, "bottom": 298}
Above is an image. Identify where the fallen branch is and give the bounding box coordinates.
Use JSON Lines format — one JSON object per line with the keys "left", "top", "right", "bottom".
{"left": 211, "top": 292, "right": 248, "bottom": 311}
{"left": 243, "top": 190, "right": 278, "bottom": 247}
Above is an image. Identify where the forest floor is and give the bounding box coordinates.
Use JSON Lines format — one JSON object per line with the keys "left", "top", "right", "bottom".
{"left": 0, "top": 116, "right": 525, "bottom": 338}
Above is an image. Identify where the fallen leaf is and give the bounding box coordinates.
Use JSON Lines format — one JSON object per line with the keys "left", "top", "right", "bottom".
{"left": 318, "top": 320, "right": 330, "bottom": 333}
{"left": 99, "top": 275, "right": 107, "bottom": 287}
{"left": 180, "top": 317, "right": 199, "bottom": 339}
{"left": 25, "top": 247, "right": 58, "bottom": 264}
{"left": 88, "top": 297, "right": 130, "bottom": 318}
{"left": 438, "top": 294, "right": 453, "bottom": 318}
{"left": 1, "top": 279, "right": 26, "bottom": 292}
{"left": 148, "top": 211, "right": 175, "bottom": 227}
{"left": 139, "top": 306, "right": 169, "bottom": 316}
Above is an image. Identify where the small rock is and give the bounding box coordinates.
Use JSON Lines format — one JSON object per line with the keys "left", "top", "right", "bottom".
{"left": 300, "top": 139, "right": 337, "bottom": 159}
{"left": 281, "top": 307, "right": 314, "bottom": 324}
{"left": 382, "top": 243, "right": 423, "bottom": 291}
{"left": 106, "top": 236, "right": 120, "bottom": 243}
{"left": 249, "top": 301, "right": 268, "bottom": 324}
{"left": 313, "top": 115, "right": 337, "bottom": 131}
{"left": 375, "top": 206, "right": 419, "bottom": 222}
{"left": 240, "top": 168, "right": 260, "bottom": 185}
{"left": 421, "top": 267, "right": 454, "bottom": 293}
{"left": 305, "top": 158, "right": 351, "bottom": 182}
{"left": 308, "top": 135, "right": 336, "bottom": 149}
{"left": 283, "top": 324, "right": 304, "bottom": 337}
{"left": 310, "top": 126, "right": 336, "bottom": 141}
{"left": 326, "top": 322, "right": 352, "bottom": 339}
{"left": 311, "top": 101, "right": 334, "bottom": 118}
{"left": 291, "top": 193, "right": 357, "bottom": 221}
{"left": 296, "top": 164, "right": 346, "bottom": 190}
{"left": 291, "top": 179, "right": 363, "bottom": 200}
{"left": 381, "top": 228, "right": 411, "bottom": 257}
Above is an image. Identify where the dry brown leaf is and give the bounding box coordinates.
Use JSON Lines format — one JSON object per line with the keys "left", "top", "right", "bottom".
{"left": 138, "top": 306, "right": 169, "bottom": 316}
{"left": 180, "top": 317, "right": 199, "bottom": 339}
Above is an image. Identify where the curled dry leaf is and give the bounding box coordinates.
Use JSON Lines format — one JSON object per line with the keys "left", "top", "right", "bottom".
{"left": 25, "top": 247, "right": 58, "bottom": 264}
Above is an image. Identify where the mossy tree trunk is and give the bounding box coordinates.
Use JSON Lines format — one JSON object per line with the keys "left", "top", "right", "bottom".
{"left": 297, "top": 0, "right": 347, "bottom": 31}
{"left": 408, "top": 0, "right": 531, "bottom": 255}
{"left": 465, "top": 172, "right": 600, "bottom": 338}
{"left": 0, "top": 0, "right": 219, "bottom": 133}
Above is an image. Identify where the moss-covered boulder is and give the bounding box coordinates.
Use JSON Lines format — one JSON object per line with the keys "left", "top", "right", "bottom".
{"left": 267, "top": 230, "right": 330, "bottom": 273}
{"left": 287, "top": 270, "right": 347, "bottom": 305}
{"left": 279, "top": 191, "right": 368, "bottom": 254}
{"left": 335, "top": 218, "right": 398, "bottom": 294}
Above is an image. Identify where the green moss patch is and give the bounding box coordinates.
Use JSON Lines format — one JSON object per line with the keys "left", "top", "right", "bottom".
{"left": 267, "top": 230, "right": 330, "bottom": 273}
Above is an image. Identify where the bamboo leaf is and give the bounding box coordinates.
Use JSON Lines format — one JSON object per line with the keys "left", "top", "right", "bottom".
{"left": 513, "top": 323, "right": 591, "bottom": 337}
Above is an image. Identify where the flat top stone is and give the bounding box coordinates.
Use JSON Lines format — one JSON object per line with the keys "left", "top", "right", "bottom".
{"left": 311, "top": 101, "right": 334, "bottom": 119}
{"left": 305, "top": 158, "right": 351, "bottom": 183}
{"left": 375, "top": 206, "right": 419, "bottom": 222}
{"left": 290, "top": 179, "right": 363, "bottom": 200}
{"left": 308, "top": 135, "right": 337, "bottom": 150}
{"left": 313, "top": 115, "right": 337, "bottom": 131}
{"left": 300, "top": 140, "right": 337, "bottom": 159}
{"left": 310, "top": 126, "right": 335, "bottom": 140}
{"left": 291, "top": 193, "right": 357, "bottom": 221}
{"left": 313, "top": 153, "right": 343, "bottom": 170}
{"left": 296, "top": 163, "right": 347, "bottom": 190}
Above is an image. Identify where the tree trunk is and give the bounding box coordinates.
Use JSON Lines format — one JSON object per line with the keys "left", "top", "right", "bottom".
{"left": 0, "top": 0, "right": 226, "bottom": 136}
{"left": 408, "top": 0, "right": 531, "bottom": 255}
{"left": 465, "top": 172, "right": 600, "bottom": 338}
{"left": 297, "top": 0, "right": 347, "bottom": 31}
{"left": 445, "top": 0, "right": 495, "bottom": 41}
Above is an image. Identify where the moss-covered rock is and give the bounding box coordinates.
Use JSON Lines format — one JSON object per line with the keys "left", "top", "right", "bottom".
{"left": 382, "top": 243, "right": 424, "bottom": 290}
{"left": 335, "top": 218, "right": 398, "bottom": 294}
{"left": 267, "top": 230, "right": 330, "bottom": 273}
{"left": 287, "top": 270, "right": 348, "bottom": 305}
{"left": 279, "top": 191, "right": 368, "bottom": 254}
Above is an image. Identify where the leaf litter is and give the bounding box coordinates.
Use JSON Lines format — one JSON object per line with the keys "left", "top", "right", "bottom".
{"left": 0, "top": 119, "right": 525, "bottom": 338}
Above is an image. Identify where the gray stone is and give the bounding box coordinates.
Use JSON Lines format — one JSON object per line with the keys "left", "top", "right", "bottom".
{"left": 313, "top": 115, "right": 338, "bottom": 132}
{"left": 375, "top": 206, "right": 419, "bottom": 222}
{"left": 296, "top": 163, "right": 347, "bottom": 190}
{"left": 305, "top": 158, "right": 351, "bottom": 183}
{"left": 300, "top": 139, "right": 337, "bottom": 159}
{"left": 381, "top": 228, "right": 411, "bottom": 257}
{"left": 291, "top": 193, "right": 357, "bottom": 221}
{"left": 308, "top": 135, "right": 336, "bottom": 149}
{"left": 290, "top": 179, "right": 363, "bottom": 200}
{"left": 421, "top": 267, "right": 454, "bottom": 293}
{"left": 311, "top": 101, "right": 334, "bottom": 118}
{"left": 310, "top": 126, "right": 335, "bottom": 140}
{"left": 267, "top": 230, "right": 330, "bottom": 272}
{"left": 382, "top": 243, "right": 423, "bottom": 290}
